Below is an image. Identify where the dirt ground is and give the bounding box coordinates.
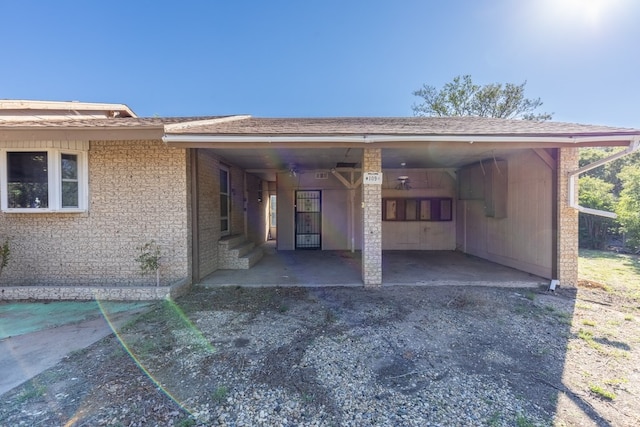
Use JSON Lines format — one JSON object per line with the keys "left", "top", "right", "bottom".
{"left": 1, "top": 283, "right": 638, "bottom": 426}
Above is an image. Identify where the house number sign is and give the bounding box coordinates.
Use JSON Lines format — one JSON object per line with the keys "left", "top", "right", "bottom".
{"left": 363, "top": 172, "right": 383, "bottom": 185}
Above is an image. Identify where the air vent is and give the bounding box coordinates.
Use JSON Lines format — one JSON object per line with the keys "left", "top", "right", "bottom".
{"left": 315, "top": 172, "right": 329, "bottom": 180}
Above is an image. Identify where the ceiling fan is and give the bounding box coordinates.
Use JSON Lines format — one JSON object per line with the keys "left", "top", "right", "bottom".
{"left": 395, "top": 162, "right": 411, "bottom": 190}
{"left": 396, "top": 175, "right": 411, "bottom": 190}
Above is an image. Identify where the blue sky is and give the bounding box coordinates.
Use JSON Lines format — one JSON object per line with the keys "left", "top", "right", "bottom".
{"left": 2, "top": 0, "right": 639, "bottom": 127}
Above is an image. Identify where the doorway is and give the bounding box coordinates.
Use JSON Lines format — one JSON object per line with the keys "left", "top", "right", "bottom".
{"left": 295, "top": 190, "right": 321, "bottom": 249}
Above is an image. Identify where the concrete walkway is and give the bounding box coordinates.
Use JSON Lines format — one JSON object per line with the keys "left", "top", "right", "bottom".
{"left": 0, "top": 301, "right": 150, "bottom": 396}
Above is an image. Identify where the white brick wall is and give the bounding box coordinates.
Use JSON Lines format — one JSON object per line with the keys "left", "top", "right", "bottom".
{"left": 0, "top": 140, "right": 190, "bottom": 288}
{"left": 362, "top": 148, "right": 382, "bottom": 286}
{"left": 558, "top": 147, "right": 579, "bottom": 287}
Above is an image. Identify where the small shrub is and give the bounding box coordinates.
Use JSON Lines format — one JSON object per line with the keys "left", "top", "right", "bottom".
{"left": 0, "top": 238, "right": 9, "bottom": 277}
{"left": 135, "top": 240, "right": 161, "bottom": 286}
{"left": 582, "top": 319, "right": 596, "bottom": 327}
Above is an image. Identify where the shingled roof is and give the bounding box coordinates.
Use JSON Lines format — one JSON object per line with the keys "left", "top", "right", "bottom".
{"left": 163, "top": 116, "right": 640, "bottom": 138}
{"left": 0, "top": 116, "right": 227, "bottom": 129}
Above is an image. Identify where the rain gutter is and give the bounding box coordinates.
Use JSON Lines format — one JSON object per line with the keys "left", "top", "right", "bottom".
{"left": 162, "top": 133, "right": 638, "bottom": 145}
{"left": 568, "top": 137, "right": 640, "bottom": 218}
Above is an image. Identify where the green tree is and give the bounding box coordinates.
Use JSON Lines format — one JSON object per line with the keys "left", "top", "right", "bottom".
{"left": 578, "top": 176, "right": 617, "bottom": 249}
{"left": 580, "top": 147, "right": 640, "bottom": 195}
{"left": 412, "top": 75, "right": 553, "bottom": 121}
{"left": 616, "top": 165, "right": 640, "bottom": 251}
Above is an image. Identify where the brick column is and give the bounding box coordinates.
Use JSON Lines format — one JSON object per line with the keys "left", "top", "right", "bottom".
{"left": 557, "top": 147, "right": 579, "bottom": 287}
{"left": 362, "top": 148, "right": 382, "bottom": 286}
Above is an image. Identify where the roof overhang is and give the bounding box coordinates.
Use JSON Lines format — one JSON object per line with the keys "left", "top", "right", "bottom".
{"left": 162, "top": 133, "right": 638, "bottom": 148}
{"left": 0, "top": 126, "right": 165, "bottom": 142}
{"left": 0, "top": 100, "right": 137, "bottom": 121}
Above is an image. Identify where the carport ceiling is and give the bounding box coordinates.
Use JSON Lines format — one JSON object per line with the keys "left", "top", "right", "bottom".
{"left": 206, "top": 145, "right": 526, "bottom": 181}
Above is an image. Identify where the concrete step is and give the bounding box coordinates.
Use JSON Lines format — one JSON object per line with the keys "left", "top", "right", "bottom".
{"left": 218, "top": 235, "right": 263, "bottom": 269}
{"left": 240, "top": 247, "right": 264, "bottom": 269}
{"left": 218, "top": 234, "right": 246, "bottom": 249}
{"left": 229, "top": 241, "right": 255, "bottom": 258}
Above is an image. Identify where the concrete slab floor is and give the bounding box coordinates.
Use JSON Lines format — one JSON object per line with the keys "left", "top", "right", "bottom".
{"left": 200, "top": 243, "right": 547, "bottom": 288}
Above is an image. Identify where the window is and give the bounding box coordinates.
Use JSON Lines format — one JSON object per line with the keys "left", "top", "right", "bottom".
{"left": 269, "top": 194, "right": 277, "bottom": 227}
{"left": 1, "top": 149, "right": 87, "bottom": 212}
{"left": 382, "top": 197, "right": 452, "bottom": 222}
{"left": 220, "top": 167, "right": 230, "bottom": 235}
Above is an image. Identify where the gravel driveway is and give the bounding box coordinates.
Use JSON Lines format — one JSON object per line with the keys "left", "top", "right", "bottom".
{"left": 1, "top": 284, "right": 638, "bottom": 426}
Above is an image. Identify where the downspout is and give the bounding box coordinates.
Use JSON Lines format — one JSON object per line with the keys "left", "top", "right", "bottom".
{"left": 568, "top": 138, "right": 640, "bottom": 218}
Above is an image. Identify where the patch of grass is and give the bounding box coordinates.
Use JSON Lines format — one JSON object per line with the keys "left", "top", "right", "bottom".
{"left": 581, "top": 319, "right": 596, "bottom": 327}
{"left": 178, "top": 417, "right": 196, "bottom": 427}
{"left": 130, "top": 336, "right": 165, "bottom": 359}
{"left": 278, "top": 304, "right": 289, "bottom": 313}
{"left": 525, "top": 291, "right": 536, "bottom": 301}
{"left": 589, "top": 384, "right": 616, "bottom": 400}
{"left": 553, "top": 311, "right": 572, "bottom": 325}
{"left": 515, "top": 413, "right": 536, "bottom": 427}
{"left": 624, "top": 314, "right": 634, "bottom": 321}
{"left": 514, "top": 305, "right": 528, "bottom": 315}
{"left": 16, "top": 383, "right": 46, "bottom": 402}
{"left": 577, "top": 329, "right": 602, "bottom": 351}
{"left": 324, "top": 309, "right": 338, "bottom": 323}
{"left": 579, "top": 249, "right": 640, "bottom": 299}
{"left": 211, "top": 385, "right": 228, "bottom": 403}
{"left": 487, "top": 411, "right": 502, "bottom": 426}
{"left": 575, "top": 302, "right": 593, "bottom": 310}
{"left": 604, "top": 377, "right": 629, "bottom": 386}
{"left": 605, "top": 348, "right": 630, "bottom": 359}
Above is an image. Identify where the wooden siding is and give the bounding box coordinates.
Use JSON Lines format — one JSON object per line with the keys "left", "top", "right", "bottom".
{"left": 382, "top": 169, "right": 456, "bottom": 250}
{"left": 456, "top": 150, "right": 553, "bottom": 278}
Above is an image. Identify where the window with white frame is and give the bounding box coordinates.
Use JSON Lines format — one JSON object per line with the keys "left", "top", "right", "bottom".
{"left": 1, "top": 148, "right": 88, "bottom": 212}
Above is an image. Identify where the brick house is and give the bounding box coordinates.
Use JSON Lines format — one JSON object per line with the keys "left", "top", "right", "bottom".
{"left": 1, "top": 101, "right": 638, "bottom": 300}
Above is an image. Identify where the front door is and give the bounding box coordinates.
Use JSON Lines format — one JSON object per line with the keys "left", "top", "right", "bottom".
{"left": 295, "top": 190, "right": 321, "bottom": 249}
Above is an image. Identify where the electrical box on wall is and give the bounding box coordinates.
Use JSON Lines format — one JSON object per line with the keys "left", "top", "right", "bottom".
{"left": 458, "top": 159, "right": 508, "bottom": 219}
{"left": 484, "top": 160, "right": 508, "bottom": 218}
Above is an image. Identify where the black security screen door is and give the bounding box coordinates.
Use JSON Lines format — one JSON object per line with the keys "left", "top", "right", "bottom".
{"left": 295, "top": 190, "right": 321, "bottom": 249}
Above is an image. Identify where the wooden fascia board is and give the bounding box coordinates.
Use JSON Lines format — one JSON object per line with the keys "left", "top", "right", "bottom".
{"left": 163, "top": 139, "right": 631, "bottom": 150}
{"left": 0, "top": 127, "right": 165, "bottom": 142}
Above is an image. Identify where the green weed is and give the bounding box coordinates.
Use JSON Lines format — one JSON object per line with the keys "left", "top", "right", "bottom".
{"left": 589, "top": 384, "right": 616, "bottom": 400}
{"left": 516, "top": 413, "right": 535, "bottom": 427}
{"left": 211, "top": 385, "right": 228, "bottom": 403}
{"left": 17, "top": 383, "right": 46, "bottom": 402}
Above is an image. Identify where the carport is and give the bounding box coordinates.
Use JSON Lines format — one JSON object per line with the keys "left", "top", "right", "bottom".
{"left": 163, "top": 116, "right": 640, "bottom": 288}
